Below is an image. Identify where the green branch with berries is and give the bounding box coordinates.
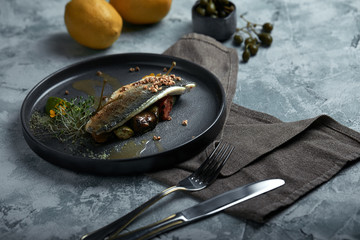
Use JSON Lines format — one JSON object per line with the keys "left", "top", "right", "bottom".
{"left": 233, "top": 14, "right": 274, "bottom": 62}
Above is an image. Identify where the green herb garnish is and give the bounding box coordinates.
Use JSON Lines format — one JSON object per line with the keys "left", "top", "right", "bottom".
{"left": 31, "top": 96, "right": 95, "bottom": 143}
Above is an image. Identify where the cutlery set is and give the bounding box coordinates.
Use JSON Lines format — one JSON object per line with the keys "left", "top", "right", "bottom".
{"left": 81, "top": 142, "right": 285, "bottom": 240}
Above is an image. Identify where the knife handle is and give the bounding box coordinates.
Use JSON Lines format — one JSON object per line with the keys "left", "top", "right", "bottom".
{"left": 112, "top": 213, "right": 188, "bottom": 240}
{"left": 80, "top": 186, "right": 182, "bottom": 240}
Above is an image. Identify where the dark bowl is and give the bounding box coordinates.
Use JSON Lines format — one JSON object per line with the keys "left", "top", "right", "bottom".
{"left": 191, "top": 1, "right": 237, "bottom": 42}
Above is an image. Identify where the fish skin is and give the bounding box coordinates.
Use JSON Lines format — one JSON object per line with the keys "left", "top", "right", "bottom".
{"left": 85, "top": 76, "right": 195, "bottom": 135}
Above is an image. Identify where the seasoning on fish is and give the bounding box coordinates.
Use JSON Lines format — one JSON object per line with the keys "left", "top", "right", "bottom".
{"left": 85, "top": 73, "right": 195, "bottom": 142}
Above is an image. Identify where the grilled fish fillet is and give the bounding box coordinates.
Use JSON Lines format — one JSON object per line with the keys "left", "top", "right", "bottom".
{"left": 85, "top": 74, "right": 195, "bottom": 136}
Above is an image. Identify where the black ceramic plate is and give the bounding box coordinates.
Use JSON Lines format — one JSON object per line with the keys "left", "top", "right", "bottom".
{"left": 21, "top": 53, "right": 226, "bottom": 175}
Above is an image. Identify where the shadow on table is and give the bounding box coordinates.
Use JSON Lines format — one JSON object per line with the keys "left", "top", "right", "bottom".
{"left": 39, "top": 32, "right": 110, "bottom": 60}
{"left": 11, "top": 113, "right": 129, "bottom": 182}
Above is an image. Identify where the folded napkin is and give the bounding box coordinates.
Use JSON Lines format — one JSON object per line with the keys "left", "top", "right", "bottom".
{"left": 148, "top": 33, "right": 360, "bottom": 223}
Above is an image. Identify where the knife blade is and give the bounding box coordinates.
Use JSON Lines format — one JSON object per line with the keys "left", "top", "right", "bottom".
{"left": 111, "top": 179, "right": 285, "bottom": 240}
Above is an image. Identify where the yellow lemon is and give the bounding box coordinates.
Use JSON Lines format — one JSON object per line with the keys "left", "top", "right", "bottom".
{"left": 110, "top": 0, "right": 172, "bottom": 25}
{"left": 64, "top": 0, "right": 123, "bottom": 49}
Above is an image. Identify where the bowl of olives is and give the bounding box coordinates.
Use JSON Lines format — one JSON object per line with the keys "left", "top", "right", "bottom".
{"left": 192, "top": 0, "right": 236, "bottom": 42}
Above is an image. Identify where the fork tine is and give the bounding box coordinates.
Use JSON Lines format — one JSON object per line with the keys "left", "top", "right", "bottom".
{"left": 200, "top": 143, "right": 234, "bottom": 184}
{"left": 200, "top": 142, "right": 229, "bottom": 173}
{"left": 193, "top": 142, "right": 234, "bottom": 184}
{"left": 192, "top": 141, "right": 226, "bottom": 176}
{"left": 82, "top": 142, "right": 233, "bottom": 240}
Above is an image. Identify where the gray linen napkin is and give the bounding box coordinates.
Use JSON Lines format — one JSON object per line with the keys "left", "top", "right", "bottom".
{"left": 148, "top": 33, "right": 360, "bottom": 223}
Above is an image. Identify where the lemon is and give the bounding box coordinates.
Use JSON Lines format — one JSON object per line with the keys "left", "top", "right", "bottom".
{"left": 64, "top": 0, "right": 123, "bottom": 49}
{"left": 110, "top": 0, "right": 172, "bottom": 25}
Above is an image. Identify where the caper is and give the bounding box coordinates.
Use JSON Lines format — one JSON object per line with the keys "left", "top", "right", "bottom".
{"left": 218, "top": 10, "right": 227, "bottom": 18}
{"left": 258, "top": 33, "right": 273, "bottom": 46}
{"left": 219, "top": 0, "right": 230, "bottom": 5}
{"left": 114, "top": 126, "right": 134, "bottom": 140}
{"left": 234, "top": 15, "right": 273, "bottom": 63}
{"left": 244, "top": 37, "right": 256, "bottom": 46}
{"left": 206, "top": 1, "right": 217, "bottom": 15}
{"left": 199, "top": 0, "right": 209, "bottom": 7}
{"left": 242, "top": 49, "right": 251, "bottom": 62}
{"left": 196, "top": 6, "right": 206, "bottom": 16}
{"left": 233, "top": 34, "right": 243, "bottom": 46}
{"left": 262, "top": 22, "right": 273, "bottom": 33}
{"left": 248, "top": 44, "right": 258, "bottom": 56}
{"left": 227, "top": 5, "right": 235, "bottom": 12}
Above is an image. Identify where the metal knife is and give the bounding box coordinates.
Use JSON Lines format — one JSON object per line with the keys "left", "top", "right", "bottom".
{"left": 110, "top": 179, "right": 285, "bottom": 240}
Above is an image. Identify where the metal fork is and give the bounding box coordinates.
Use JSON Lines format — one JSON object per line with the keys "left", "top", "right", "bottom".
{"left": 80, "top": 141, "right": 234, "bottom": 240}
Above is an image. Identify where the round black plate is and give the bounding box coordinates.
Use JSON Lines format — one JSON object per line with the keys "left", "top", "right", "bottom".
{"left": 21, "top": 53, "right": 226, "bottom": 175}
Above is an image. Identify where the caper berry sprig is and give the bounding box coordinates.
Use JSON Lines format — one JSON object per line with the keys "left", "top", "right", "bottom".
{"left": 195, "top": 0, "right": 235, "bottom": 18}
{"left": 233, "top": 14, "right": 274, "bottom": 62}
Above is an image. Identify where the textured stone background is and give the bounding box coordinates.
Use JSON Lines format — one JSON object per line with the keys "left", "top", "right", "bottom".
{"left": 1, "top": 0, "right": 360, "bottom": 239}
